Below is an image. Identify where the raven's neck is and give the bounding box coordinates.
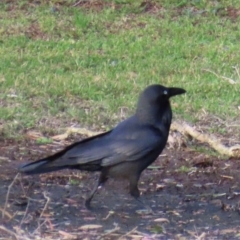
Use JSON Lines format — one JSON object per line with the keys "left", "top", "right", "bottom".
{"left": 136, "top": 102, "right": 172, "bottom": 135}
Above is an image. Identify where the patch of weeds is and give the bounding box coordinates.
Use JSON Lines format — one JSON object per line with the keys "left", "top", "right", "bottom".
{"left": 150, "top": 225, "right": 163, "bottom": 234}
{"left": 36, "top": 137, "right": 53, "bottom": 145}
{"left": 69, "top": 178, "right": 80, "bottom": 185}
{"left": 73, "top": 9, "right": 90, "bottom": 30}
{"left": 209, "top": 126, "right": 227, "bottom": 135}
{"left": 191, "top": 145, "right": 221, "bottom": 158}
{"left": 177, "top": 165, "right": 192, "bottom": 173}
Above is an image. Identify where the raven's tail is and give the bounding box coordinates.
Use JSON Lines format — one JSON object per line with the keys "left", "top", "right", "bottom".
{"left": 18, "top": 131, "right": 111, "bottom": 175}
{"left": 19, "top": 157, "right": 102, "bottom": 174}
{"left": 18, "top": 143, "right": 74, "bottom": 174}
{"left": 18, "top": 157, "right": 68, "bottom": 175}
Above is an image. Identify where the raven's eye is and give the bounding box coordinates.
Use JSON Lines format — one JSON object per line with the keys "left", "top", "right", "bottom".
{"left": 163, "top": 90, "right": 168, "bottom": 95}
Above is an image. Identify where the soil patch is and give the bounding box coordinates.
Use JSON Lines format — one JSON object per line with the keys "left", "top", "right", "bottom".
{"left": 1, "top": 138, "right": 240, "bottom": 239}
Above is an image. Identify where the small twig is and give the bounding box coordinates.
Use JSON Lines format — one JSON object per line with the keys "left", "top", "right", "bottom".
{"left": 2, "top": 173, "right": 19, "bottom": 219}
{"left": 100, "top": 225, "right": 120, "bottom": 238}
{"left": 185, "top": 193, "right": 226, "bottom": 198}
{"left": 102, "top": 211, "right": 115, "bottom": 220}
{"left": 33, "top": 192, "right": 52, "bottom": 235}
{"left": 33, "top": 218, "right": 48, "bottom": 235}
{"left": 220, "top": 175, "right": 233, "bottom": 180}
{"left": 39, "top": 191, "right": 51, "bottom": 218}
{"left": 19, "top": 177, "right": 27, "bottom": 196}
{"left": 203, "top": 68, "right": 236, "bottom": 84}
{"left": 0, "top": 225, "right": 19, "bottom": 240}
{"left": 0, "top": 207, "right": 12, "bottom": 220}
{"left": 117, "top": 226, "right": 138, "bottom": 240}
{"left": 20, "top": 198, "right": 31, "bottom": 227}
{"left": 233, "top": 66, "right": 240, "bottom": 80}
{"left": 52, "top": 127, "right": 102, "bottom": 140}
{"left": 72, "top": 0, "right": 83, "bottom": 7}
{"left": 193, "top": 225, "right": 206, "bottom": 240}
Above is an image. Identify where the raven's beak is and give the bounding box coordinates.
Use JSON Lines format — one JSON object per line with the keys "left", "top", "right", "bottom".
{"left": 168, "top": 87, "right": 186, "bottom": 98}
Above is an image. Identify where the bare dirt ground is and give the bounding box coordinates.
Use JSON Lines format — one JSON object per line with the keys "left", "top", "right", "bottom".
{"left": 1, "top": 136, "right": 240, "bottom": 239}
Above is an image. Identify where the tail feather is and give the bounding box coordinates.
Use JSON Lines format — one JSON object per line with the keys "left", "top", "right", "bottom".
{"left": 18, "top": 130, "right": 110, "bottom": 175}
{"left": 18, "top": 158, "right": 67, "bottom": 175}
{"left": 18, "top": 137, "right": 81, "bottom": 175}
{"left": 18, "top": 158, "right": 102, "bottom": 174}
{"left": 18, "top": 154, "right": 103, "bottom": 175}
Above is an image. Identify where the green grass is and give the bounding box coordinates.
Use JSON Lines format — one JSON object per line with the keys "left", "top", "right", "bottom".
{"left": 0, "top": 0, "right": 240, "bottom": 139}
{"left": 36, "top": 137, "right": 53, "bottom": 144}
{"left": 176, "top": 165, "right": 192, "bottom": 173}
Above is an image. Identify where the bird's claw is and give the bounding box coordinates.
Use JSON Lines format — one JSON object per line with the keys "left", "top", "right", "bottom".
{"left": 85, "top": 199, "right": 93, "bottom": 210}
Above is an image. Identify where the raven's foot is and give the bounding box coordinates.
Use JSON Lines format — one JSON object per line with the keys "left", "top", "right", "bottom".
{"left": 85, "top": 198, "right": 93, "bottom": 210}
{"left": 85, "top": 184, "right": 103, "bottom": 210}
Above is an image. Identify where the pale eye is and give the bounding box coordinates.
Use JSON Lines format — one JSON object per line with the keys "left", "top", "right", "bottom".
{"left": 163, "top": 90, "right": 168, "bottom": 95}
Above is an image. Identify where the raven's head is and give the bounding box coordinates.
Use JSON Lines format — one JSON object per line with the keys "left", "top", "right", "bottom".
{"left": 136, "top": 84, "right": 186, "bottom": 125}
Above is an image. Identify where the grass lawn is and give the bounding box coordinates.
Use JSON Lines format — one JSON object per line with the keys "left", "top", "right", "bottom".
{"left": 0, "top": 0, "right": 240, "bottom": 140}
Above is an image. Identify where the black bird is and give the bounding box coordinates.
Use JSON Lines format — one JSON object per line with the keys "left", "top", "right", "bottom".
{"left": 19, "top": 84, "right": 186, "bottom": 209}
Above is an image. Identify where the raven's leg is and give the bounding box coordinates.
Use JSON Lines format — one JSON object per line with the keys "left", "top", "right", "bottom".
{"left": 129, "top": 175, "right": 140, "bottom": 199}
{"left": 129, "top": 175, "right": 153, "bottom": 213}
{"left": 85, "top": 172, "right": 108, "bottom": 210}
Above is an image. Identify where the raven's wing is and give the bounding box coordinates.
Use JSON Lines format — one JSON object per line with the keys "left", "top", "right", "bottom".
{"left": 101, "top": 136, "right": 162, "bottom": 166}
{"left": 49, "top": 127, "right": 163, "bottom": 167}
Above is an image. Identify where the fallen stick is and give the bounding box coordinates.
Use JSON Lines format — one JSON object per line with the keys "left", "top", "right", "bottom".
{"left": 2, "top": 173, "right": 19, "bottom": 219}
{"left": 171, "top": 121, "right": 240, "bottom": 158}
{"left": 52, "top": 127, "right": 101, "bottom": 140}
